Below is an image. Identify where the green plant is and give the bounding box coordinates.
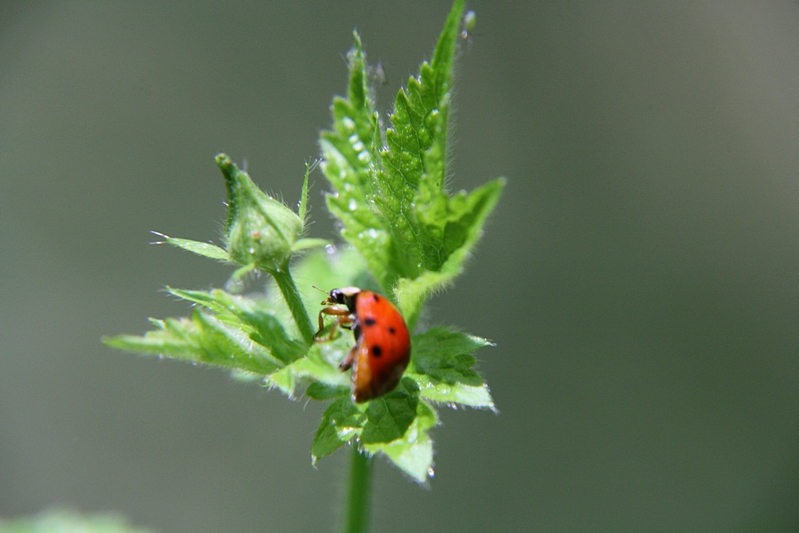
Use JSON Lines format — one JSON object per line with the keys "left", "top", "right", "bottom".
{"left": 0, "top": 510, "right": 154, "bottom": 533}
{"left": 105, "top": 1, "right": 503, "bottom": 531}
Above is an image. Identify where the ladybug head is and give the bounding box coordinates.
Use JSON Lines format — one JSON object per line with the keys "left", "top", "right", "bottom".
{"left": 328, "top": 286, "right": 361, "bottom": 309}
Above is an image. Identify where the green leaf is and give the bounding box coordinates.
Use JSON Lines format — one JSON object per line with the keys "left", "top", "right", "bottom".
{"left": 166, "top": 287, "right": 306, "bottom": 365}
{"left": 306, "top": 382, "right": 349, "bottom": 401}
{"left": 319, "top": 32, "right": 394, "bottom": 292}
{"left": 103, "top": 310, "right": 282, "bottom": 375}
{"left": 267, "top": 342, "right": 349, "bottom": 398}
{"left": 361, "top": 377, "right": 420, "bottom": 444}
{"left": 309, "top": 377, "right": 441, "bottom": 483}
{"left": 408, "top": 327, "right": 495, "bottom": 408}
{"left": 242, "top": 310, "right": 306, "bottom": 364}
{"left": 363, "top": 393, "right": 439, "bottom": 483}
{"left": 319, "top": 0, "right": 503, "bottom": 330}
{"left": 291, "top": 238, "right": 331, "bottom": 252}
{"left": 298, "top": 159, "right": 317, "bottom": 224}
{"left": 150, "top": 232, "right": 229, "bottom": 262}
{"left": 166, "top": 286, "right": 230, "bottom": 314}
{"left": 396, "top": 178, "right": 505, "bottom": 324}
{"left": 371, "top": 0, "right": 466, "bottom": 287}
{"left": 311, "top": 397, "right": 365, "bottom": 462}
{"left": 108, "top": 250, "right": 372, "bottom": 397}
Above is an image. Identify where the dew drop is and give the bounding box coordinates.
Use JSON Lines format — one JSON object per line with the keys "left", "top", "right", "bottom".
{"left": 352, "top": 140, "right": 365, "bottom": 152}
{"left": 342, "top": 117, "right": 356, "bottom": 130}
{"left": 225, "top": 276, "right": 244, "bottom": 294}
{"left": 348, "top": 199, "right": 357, "bottom": 211}
{"left": 325, "top": 244, "right": 337, "bottom": 255}
{"left": 427, "top": 467, "right": 435, "bottom": 478}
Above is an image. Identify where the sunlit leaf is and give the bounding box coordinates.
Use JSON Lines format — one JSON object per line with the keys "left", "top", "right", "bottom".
{"left": 151, "top": 232, "right": 229, "bottom": 262}
{"left": 363, "top": 396, "right": 439, "bottom": 483}
{"left": 311, "top": 397, "right": 365, "bottom": 462}
{"left": 408, "top": 327, "right": 494, "bottom": 408}
{"left": 319, "top": 0, "right": 503, "bottom": 329}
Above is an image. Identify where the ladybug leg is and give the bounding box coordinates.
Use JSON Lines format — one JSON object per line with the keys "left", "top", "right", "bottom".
{"left": 316, "top": 306, "right": 353, "bottom": 341}
{"left": 338, "top": 341, "right": 358, "bottom": 371}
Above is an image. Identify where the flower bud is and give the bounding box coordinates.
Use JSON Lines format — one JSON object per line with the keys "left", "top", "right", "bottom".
{"left": 216, "top": 154, "right": 303, "bottom": 271}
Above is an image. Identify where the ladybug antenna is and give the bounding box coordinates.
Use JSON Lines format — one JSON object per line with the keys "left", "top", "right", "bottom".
{"left": 311, "top": 285, "right": 329, "bottom": 295}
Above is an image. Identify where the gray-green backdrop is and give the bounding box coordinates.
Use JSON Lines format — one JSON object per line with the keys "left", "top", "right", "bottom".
{"left": 2, "top": 2, "right": 798, "bottom": 531}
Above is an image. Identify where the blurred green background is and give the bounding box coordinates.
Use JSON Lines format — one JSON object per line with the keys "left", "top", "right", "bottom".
{"left": 2, "top": 1, "right": 799, "bottom": 531}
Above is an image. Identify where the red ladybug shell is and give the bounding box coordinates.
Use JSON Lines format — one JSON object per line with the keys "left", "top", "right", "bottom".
{"left": 325, "top": 287, "right": 411, "bottom": 402}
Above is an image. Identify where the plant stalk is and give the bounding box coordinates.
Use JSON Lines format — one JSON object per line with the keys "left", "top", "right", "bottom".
{"left": 342, "top": 446, "right": 373, "bottom": 533}
{"left": 269, "top": 263, "right": 315, "bottom": 345}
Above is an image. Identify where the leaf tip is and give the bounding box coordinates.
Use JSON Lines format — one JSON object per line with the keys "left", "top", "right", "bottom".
{"left": 149, "top": 230, "right": 168, "bottom": 244}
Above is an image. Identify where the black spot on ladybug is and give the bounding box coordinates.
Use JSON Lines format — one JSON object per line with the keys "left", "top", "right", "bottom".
{"left": 372, "top": 294, "right": 380, "bottom": 302}
{"left": 388, "top": 326, "right": 396, "bottom": 335}
{"left": 371, "top": 345, "right": 383, "bottom": 357}
{"left": 364, "top": 317, "right": 376, "bottom": 326}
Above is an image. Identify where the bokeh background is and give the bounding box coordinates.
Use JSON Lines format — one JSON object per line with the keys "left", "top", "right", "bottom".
{"left": 2, "top": 2, "right": 799, "bottom": 531}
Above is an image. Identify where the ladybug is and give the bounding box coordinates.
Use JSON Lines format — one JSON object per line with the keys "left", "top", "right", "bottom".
{"left": 316, "top": 287, "right": 411, "bottom": 403}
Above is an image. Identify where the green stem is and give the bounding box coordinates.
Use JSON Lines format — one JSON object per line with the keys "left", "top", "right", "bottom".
{"left": 269, "top": 264, "right": 315, "bottom": 345}
{"left": 343, "top": 447, "right": 373, "bottom": 533}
